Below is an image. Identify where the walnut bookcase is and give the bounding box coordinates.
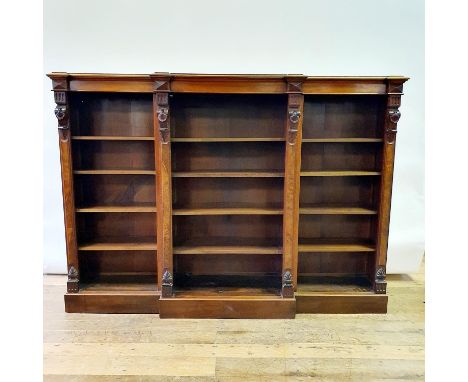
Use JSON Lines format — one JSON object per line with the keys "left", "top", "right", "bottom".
{"left": 48, "top": 72, "right": 408, "bottom": 318}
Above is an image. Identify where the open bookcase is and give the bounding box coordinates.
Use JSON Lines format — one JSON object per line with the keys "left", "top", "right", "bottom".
{"left": 48, "top": 73, "right": 407, "bottom": 317}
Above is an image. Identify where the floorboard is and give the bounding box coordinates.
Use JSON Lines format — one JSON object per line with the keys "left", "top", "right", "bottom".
{"left": 43, "top": 261, "right": 425, "bottom": 381}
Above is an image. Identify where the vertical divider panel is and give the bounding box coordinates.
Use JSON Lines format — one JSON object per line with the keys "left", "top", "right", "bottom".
{"left": 152, "top": 73, "right": 174, "bottom": 297}
{"left": 374, "top": 79, "right": 406, "bottom": 294}
{"left": 48, "top": 72, "right": 80, "bottom": 293}
{"left": 282, "top": 77, "right": 305, "bottom": 296}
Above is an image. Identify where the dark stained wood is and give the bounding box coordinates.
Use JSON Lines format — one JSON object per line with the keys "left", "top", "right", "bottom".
{"left": 49, "top": 72, "right": 408, "bottom": 316}
{"left": 159, "top": 297, "right": 295, "bottom": 318}
{"left": 152, "top": 73, "right": 173, "bottom": 297}
{"left": 282, "top": 78, "right": 305, "bottom": 294}
{"left": 65, "top": 292, "right": 160, "bottom": 313}
{"left": 48, "top": 73, "right": 80, "bottom": 293}
{"left": 373, "top": 80, "right": 405, "bottom": 293}
{"left": 296, "top": 294, "right": 387, "bottom": 314}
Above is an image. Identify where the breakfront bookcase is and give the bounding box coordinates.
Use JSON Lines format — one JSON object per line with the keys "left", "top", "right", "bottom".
{"left": 48, "top": 72, "right": 408, "bottom": 318}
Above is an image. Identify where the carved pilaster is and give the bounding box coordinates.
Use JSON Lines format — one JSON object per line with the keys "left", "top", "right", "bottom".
{"left": 282, "top": 76, "right": 305, "bottom": 293}
{"left": 161, "top": 269, "right": 173, "bottom": 298}
{"left": 151, "top": 73, "right": 173, "bottom": 293}
{"left": 282, "top": 270, "right": 294, "bottom": 298}
{"left": 374, "top": 267, "right": 387, "bottom": 294}
{"left": 67, "top": 266, "right": 79, "bottom": 293}
{"left": 48, "top": 73, "right": 80, "bottom": 295}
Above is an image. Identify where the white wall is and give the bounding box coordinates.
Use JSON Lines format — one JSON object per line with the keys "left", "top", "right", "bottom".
{"left": 43, "top": 0, "right": 424, "bottom": 274}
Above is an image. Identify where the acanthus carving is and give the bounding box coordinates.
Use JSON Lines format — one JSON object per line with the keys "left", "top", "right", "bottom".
{"left": 375, "top": 266, "right": 386, "bottom": 294}
{"left": 162, "top": 269, "right": 173, "bottom": 286}
{"left": 282, "top": 270, "right": 294, "bottom": 298}
{"left": 156, "top": 92, "right": 170, "bottom": 144}
{"left": 67, "top": 265, "right": 79, "bottom": 293}
{"left": 161, "top": 269, "right": 173, "bottom": 298}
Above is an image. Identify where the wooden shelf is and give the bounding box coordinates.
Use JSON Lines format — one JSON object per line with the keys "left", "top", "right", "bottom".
{"left": 172, "top": 171, "right": 284, "bottom": 178}
{"left": 298, "top": 240, "right": 375, "bottom": 252}
{"left": 172, "top": 137, "right": 284, "bottom": 142}
{"left": 300, "top": 171, "right": 381, "bottom": 177}
{"left": 302, "top": 138, "right": 383, "bottom": 143}
{"left": 76, "top": 205, "right": 157, "bottom": 213}
{"left": 173, "top": 207, "right": 282, "bottom": 216}
{"left": 74, "top": 170, "right": 156, "bottom": 175}
{"left": 173, "top": 245, "right": 282, "bottom": 255}
{"left": 78, "top": 241, "right": 157, "bottom": 251}
{"left": 297, "top": 276, "right": 373, "bottom": 293}
{"left": 80, "top": 275, "right": 158, "bottom": 292}
{"left": 72, "top": 136, "right": 154, "bottom": 141}
{"left": 299, "top": 205, "right": 377, "bottom": 215}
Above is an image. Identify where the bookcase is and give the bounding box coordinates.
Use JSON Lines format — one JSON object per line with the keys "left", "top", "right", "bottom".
{"left": 48, "top": 72, "right": 408, "bottom": 318}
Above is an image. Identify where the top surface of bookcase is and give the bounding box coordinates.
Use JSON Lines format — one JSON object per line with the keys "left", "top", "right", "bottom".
{"left": 47, "top": 72, "right": 409, "bottom": 94}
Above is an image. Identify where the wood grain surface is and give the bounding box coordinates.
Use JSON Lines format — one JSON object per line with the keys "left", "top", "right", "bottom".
{"left": 43, "top": 261, "right": 424, "bottom": 381}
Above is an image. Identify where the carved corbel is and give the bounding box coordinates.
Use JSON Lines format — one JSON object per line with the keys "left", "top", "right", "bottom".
{"left": 385, "top": 88, "right": 402, "bottom": 144}
{"left": 161, "top": 269, "right": 173, "bottom": 297}
{"left": 287, "top": 94, "right": 303, "bottom": 145}
{"left": 282, "top": 270, "right": 294, "bottom": 298}
{"left": 67, "top": 265, "right": 79, "bottom": 293}
{"left": 53, "top": 91, "right": 69, "bottom": 131}
{"left": 374, "top": 266, "right": 387, "bottom": 294}
{"left": 156, "top": 93, "right": 170, "bottom": 144}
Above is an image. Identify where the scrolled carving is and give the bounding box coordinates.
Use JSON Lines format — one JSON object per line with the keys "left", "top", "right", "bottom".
{"left": 156, "top": 93, "right": 170, "bottom": 144}
{"left": 289, "top": 110, "right": 301, "bottom": 124}
{"left": 157, "top": 107, "right": 169, "bottom": 123}
{"left": 54, "top": 105, "right": 67, "bottom": 121}
{"left": 388, "top": 109, "right": 401, "bottom": 124}
{"left": 287, "top": 108, "right": 301, "bottom": 145}
{"left": 385, "top": 106, "right": 401, "bottom": 145}
{"left": 53, "top": 90, "right": 69, "bottom": 131}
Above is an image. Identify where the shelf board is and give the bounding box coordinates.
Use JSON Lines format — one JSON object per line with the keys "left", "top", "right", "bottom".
{"left": 172, "top": 171, "right": 284, "bottom": 178}
{"left": 173, "top": 245, "right": 282, "bottom": 255}
{"left": 78, "top": 241, "right": 157, "bottom": 251}
{"left": 72, "top": 136, "right": 154, "bottom": 141}
{"left": 172, "top": 137, "right": 285, "bottom": 142}
{"left": 299, "top": 205, "right": 377, "bottom": 215}
{"left": 302, "top": 138, "right": 383, "bottom": 143}
{"left": 76, "top": 205, "right": 156, "bottom": 213}
{"left": 74, "top": 170, "right": 156, "bottom": 175}
{"left": 300, "top": 171, "right": 381, "bottom": 177}
{"left": 297, "top": 276, "right": 373, "bottom": 294}
{"left": 299, "top": 240, "right": 375, "bottom": 252}
{"left": 173, "top": 207, "right": 282, "bottom": 216}
{"left": 80, "top": 274, "right": 158, "bottom": 293}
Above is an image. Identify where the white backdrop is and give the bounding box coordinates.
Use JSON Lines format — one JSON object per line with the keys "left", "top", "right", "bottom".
{"left": 43, "top": 0, "right": 424, "bottom": 274}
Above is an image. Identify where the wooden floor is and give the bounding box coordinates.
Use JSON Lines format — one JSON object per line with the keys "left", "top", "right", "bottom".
{"left": 44, "top": 264, "right": 424, "bottom": 381}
